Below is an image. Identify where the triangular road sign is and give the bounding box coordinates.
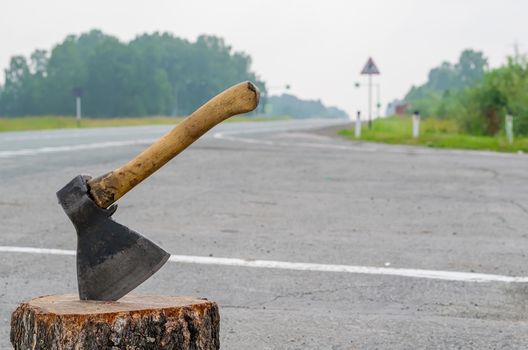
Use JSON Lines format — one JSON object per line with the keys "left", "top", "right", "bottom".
{"left": 361, "top": 57, "right": 380, "bottom": 75}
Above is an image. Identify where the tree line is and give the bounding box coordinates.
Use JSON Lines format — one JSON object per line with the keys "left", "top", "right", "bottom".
{"left": 404, "top": 49, "right": 528, "bottom": 135}
{"left": 0, "top": 30, "right": 266, "bottom": 117}
{"left": 267, "top": 94, "right": 347, "bottom": 119}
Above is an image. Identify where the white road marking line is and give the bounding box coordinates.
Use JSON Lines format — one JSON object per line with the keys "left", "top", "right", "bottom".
{"left": 1, "top": 132, "right": 86, "bottom": 142}
{"left": 0, "top": 139, "right": 156, "bottom": 158}
{"left": 0, "top": 246, "right": 75, "bottom": 256}
{"left": 214, "top": 132, "right": 378, "bottom": 152}
{"left": 0, "top": 125, "right": 172, "bottom": 142}
{"left": 212, "top": 121, "right": 346, "bottom": 140}
{"left": 0, "top": 121, "right": 342, "bottom": 158}
{"left": 1, "top": 245, "right": 527, "bottom": 283}
{"left": 3, "top": 120, "right": 523, "bottom": 159}
{"left": 214, "top": 131, "right": 526, "bottom": 158}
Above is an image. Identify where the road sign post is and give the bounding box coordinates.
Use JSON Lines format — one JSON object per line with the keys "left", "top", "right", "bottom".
{"left": 376, "top": 85, "right": 381, "bottom": 119}
{"left": 355, "top": 82, "right": 381, "bottom": 120}
{"left": 360, "top": 58, "right": 380, "bottom": 130}
{"left": 368, "top": 75, "right": 372, "bottom": 129}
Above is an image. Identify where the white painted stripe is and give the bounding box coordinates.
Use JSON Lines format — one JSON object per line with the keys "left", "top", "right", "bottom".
{"left": 0, "top": 120, "right": 342, "bottom": 158}
{"left": 214, "top": 131, "right": 526, "bottom": 158}
{"left": 168, "top": 255, "right": 528, "bottom": 283}
{"left": 214, "top": 132, "right": 378, "bottom": 152}
{"left": 0, "top": 125, "right": 171, "bottom": 142}
{"left": 0, "top": 139, "right": 156, "bottom": 158}
{"left": 1, "top": 132, "right": 86, "bottom": 142}
{"left": 1, "top": 245, "right": 527, "bottom": 283}
{"left": 0, "top": 246, "right": 75, "bottom": 256}
{"left": 212, "top": 120, "right": 346, "bottom": 139}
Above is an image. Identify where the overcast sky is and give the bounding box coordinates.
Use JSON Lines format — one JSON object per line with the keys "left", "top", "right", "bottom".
{"left": 1, "top": 0, "right": 527, "bottom": 116}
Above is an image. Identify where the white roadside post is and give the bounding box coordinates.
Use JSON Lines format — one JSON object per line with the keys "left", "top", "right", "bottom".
{"left": 76, "top": 97, "right": 82, "bottom": 127}
{"left": 505, "top": 113, "right": 514, "bottom": 144}
{"left": 355, "top": 110, "right": 362, "bottom": 138}
{"left": 73, "top": 87, "right": 83, "bottom": 128}
{"left": 412, "top": 110, "right": 420, "bottom": 138}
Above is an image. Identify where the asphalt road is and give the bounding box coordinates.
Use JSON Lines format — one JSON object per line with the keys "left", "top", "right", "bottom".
{"left": 1, "top": 119, "right": 528, "bottom": 349}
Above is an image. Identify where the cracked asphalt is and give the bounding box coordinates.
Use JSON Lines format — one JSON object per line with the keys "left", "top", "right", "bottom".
{"left": 1, "top": 119, "right": 528, "bottom": 349}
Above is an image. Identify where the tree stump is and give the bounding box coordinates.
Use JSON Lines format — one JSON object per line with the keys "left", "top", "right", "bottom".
{"left": 10, "top": 294, "right": 220, "bottom": 350}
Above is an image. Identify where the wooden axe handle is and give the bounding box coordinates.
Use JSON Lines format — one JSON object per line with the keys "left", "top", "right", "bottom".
{"left": 87, "top": 81, "right": 260, "bottom": 208}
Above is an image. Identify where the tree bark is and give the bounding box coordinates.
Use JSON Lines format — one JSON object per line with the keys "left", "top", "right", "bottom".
{"left": 11, "top": 294, "right": 220, "bottom": 350}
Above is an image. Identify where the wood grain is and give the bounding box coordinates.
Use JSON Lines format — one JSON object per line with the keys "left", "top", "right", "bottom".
{"left": 11, "top": 294, "right": 220, "bottom": 349}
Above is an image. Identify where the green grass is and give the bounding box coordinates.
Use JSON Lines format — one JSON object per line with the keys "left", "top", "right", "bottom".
{"left": 0, "top": 115, "right": 288, "bottom": 132}
{"left": 338, "top": 116, "right": 528, "bottom": 153}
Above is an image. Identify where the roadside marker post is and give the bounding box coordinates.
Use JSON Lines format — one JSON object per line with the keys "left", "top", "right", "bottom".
{"left": 72, "top": 87, "right": 83, "bottom": 128}
{"left": 412, "top": 110, "right": 420, "bottom": 138}
{"left": 76, "top": 97, "right": 81, "bottom": 127}
{"left": 355, "top": 110, "right": 362, "bottom": 138}
{"left": 506, "top": 113, "right": 514, "bottom": 144}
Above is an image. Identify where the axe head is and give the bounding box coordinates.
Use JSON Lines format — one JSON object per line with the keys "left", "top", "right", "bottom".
{"left": 56, "top": 175, "right": 170, "bottom": 301}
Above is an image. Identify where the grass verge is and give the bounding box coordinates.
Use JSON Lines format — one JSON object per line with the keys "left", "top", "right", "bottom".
{"left": 0, "top": 115, "right": 288, "bottom": 132}
{"left": 338, "top": 116, "right": 528, "bottom": 153}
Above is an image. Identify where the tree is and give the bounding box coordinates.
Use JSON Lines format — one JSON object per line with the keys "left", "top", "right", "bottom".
{"left": 404, "top": 49, "right": 488, "bottom": 117}
{"left": 0, "top": 56, "right": 31, "bottom": 115}
{"left": 267, "top": 94, "right": 348, "bottom": 119}
{"left": 399, "top": 49, "right": 528, "bottom": 135}
{"left": 454, "top": 58, "right": 528, "bottom": 135}
{"left": 0, "top": 30, "right": 267, "bottom": 117}
{"left": 456, "top": 49, "right": 488, "bottom": 87}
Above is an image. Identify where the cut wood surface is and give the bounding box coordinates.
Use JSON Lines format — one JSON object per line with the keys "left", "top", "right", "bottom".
{"left": 11, "top": 294, "right": 220, "bottom": 350}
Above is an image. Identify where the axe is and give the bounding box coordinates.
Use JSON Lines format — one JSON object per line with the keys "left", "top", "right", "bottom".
{"left": 56, "top": 82, "right": 260, "bottom": 301}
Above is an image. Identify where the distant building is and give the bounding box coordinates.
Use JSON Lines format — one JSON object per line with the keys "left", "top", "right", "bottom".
{"left": 386, "top": 100, "right": 408, "bottom": 116}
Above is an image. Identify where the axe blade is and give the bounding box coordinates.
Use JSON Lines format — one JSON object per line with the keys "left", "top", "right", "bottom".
{"left": 57, "top": 175, "right": 170, "bottom": 301}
